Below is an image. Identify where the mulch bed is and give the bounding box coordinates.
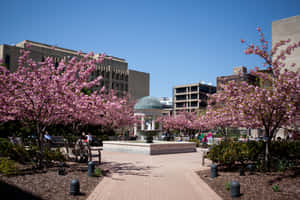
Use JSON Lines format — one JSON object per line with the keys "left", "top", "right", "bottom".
{"left": 197, "top": 168, "right": 300, "bottom": 200}
{"left": 0, "top": 162, "right": 107, "bottom": 200}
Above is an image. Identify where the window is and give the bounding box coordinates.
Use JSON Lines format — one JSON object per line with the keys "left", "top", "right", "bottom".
{"left": 191, "top": 94, "right": 198, "bottom": 99}
{"left": 176, "top": 95, "right": 186, "bottom": 101}
{"left": 176, "top": 88, "right": 186, "bottom": 93}
{"left": 191, "top": 101, "right": 198, "bottom": 107}
{"left": 176, "top": 102, "right": 185, "bottom": 108}
{"left": 5, "top": 55, "right": 10, "bottom": 69}
{"left": 191, "top": 86, "right": 197, "bottom": 92}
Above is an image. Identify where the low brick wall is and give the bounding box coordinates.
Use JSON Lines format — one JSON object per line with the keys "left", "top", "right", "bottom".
{"left": 103, "top": 141, "right": 196, "bottom": 155}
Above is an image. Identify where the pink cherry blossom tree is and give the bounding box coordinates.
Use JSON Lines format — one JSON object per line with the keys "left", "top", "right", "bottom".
{"left": 0, "top": 45, "right": 134, "bottom": 167}
{"left": 201, "top": 105, "right": 236, "bottom": 137}
{"left": 210, "top": 28, "right": 300, "bottom": 170}
{"left": 158, "top": 111, "right": 197, "bottom": 136}
{"left": 99, "top": 92, "right": 137, "bottom": 131}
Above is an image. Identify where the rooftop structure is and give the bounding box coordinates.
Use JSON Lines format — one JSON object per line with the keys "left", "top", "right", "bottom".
{"left": 216, "top": 66, "right": 257, "bottom": 91}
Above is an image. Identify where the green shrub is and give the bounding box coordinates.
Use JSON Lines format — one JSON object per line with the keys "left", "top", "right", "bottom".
{"left": 43, "top": 148, "right": 65, "bottom": 166}
{"left": 225, "top": 182, "right": 230, "bottom": 191}
{"left": 207, "top": 141, "right": 264, "bottom": 167}
{"left": 0, "top": 157, "right": 19, "bottom": 175}
{"left": 0, "top": 138, "right": 13, "bottom": 157}
{"left": 0, "top": 138, "right": 31, "bottom": 163}
{"left": 207, "top": 141, "right": 239, "bottom": 166}
{"left": 207, "top": 140, "right": 300, "bottom": 171}
{"left": 272, "top": 184, "right": 280, "bottom": 192}
{"left": 94, "top": 168, "right": 102, "bottom": 177}
{"left": 9, "top": 145, "right": 31, "bottom": 164}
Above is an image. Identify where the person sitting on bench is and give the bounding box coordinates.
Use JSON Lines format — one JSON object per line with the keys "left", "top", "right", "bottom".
{"left": 44, "top": 131, "right": 52, "bottom": 143}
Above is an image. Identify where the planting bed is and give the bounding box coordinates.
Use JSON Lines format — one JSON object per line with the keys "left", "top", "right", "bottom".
{"left": 197, "top": 168, "right": 300, "bottom": 200}
{"left": 0, "top": 162, "right": 105, "bottom": 200}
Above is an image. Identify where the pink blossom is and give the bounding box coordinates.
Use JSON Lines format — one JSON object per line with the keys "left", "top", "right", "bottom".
{"left": 256, "top": 27, "right": 261, "bottom": 32}
{"left": 25, "top": 43, "right": 31, "bottom": 49}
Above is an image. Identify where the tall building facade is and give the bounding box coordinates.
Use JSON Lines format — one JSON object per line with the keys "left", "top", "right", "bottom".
{"left": 272, "top": 15, "right": 300, "bottom": 72}
{"left": 173, "top": 82, "right": 216, "bottom": 115}
{"left": 0, "top": 40, "right": 149, "bottom": 100}
{"left": 272, "top": 15, "right": 300, "bottom": 133}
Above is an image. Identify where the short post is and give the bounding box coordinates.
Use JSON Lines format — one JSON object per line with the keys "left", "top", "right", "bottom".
{"left": 70, "top": 179, "right": 80, "bottom": 195}
{"left": 230, "top": 181, "right": 241, "bottom": 198}
{"left": 248, "top": 164, "right": 255, "bottom": 175}
{"left": 88, "top": 161, "right": 95, "bottom": 177}
{"left": 239, "top": 168, "right": 245, "bottom": 176}
{"left": 210, "top": 163, "right": 218, "bottom": 178}
{"left": 58, "top": 162, "right": 65, "bottom": 176}
{"left": 201, "top": 151, "right": 205, "bottom": 166}
{"left": 98, "top": 150, "right": 101, "bottom": 164}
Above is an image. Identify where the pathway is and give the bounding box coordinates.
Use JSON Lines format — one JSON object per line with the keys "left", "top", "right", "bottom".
{"left": 87, "top": 149, "right": 221, "bottom": 200}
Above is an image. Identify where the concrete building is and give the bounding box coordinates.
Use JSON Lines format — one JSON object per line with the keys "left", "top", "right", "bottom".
{"left": 216, "top": 66, "right": 257, "bottom": 91}
{"left": 272, "top": 15, "right": 300, "bottom": 138}
{"left": 0, "top": 40, "right": 149, "bottom": 100}
{"left": 173, "top": 82, "right": 216, "bottom": 115}
{"left": 272, "top": 15, "right": 300, "bottom": 72}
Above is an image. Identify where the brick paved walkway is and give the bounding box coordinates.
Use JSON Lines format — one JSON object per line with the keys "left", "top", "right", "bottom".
{"left": 87, "top": 149, "right": 221, "bottom": 200}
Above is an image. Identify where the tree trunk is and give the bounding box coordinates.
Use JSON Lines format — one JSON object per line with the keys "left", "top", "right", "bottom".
{"left": 36, "top": 122, "right": 44, "bottom": 169}
{"left": 265, "top": 137, "right": 271, "bottom": 171}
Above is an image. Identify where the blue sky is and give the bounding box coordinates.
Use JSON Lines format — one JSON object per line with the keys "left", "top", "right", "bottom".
{"left": 1, "top": 0, "right": 300, "bottom": 98}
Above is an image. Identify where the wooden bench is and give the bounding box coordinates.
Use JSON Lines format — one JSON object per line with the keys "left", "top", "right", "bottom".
{"left": 44, "top": 136, "right": 70, "bottom": 155}
{"left": 88, "top": 146, "right": 103, "bottom": 164}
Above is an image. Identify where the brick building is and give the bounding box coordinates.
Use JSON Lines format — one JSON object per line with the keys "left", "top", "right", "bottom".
{"left": 216, "top": 66, "right": 257, "bottom": 91}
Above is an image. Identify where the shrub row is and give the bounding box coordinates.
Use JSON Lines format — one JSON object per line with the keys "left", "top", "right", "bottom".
{"left": 0, "top": 138, "right": 65, "bottom": 168}
{"left": 207, "top": 140, "right": 300, "bottom": 170}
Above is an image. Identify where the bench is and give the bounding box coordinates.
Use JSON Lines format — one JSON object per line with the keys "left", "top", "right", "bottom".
{"left": 44, "top": 136, "right": 70, "bottom": 155}
{"left": 88, "top": 146, "right": 103, "bottom": 164}
{"left": 70, "top": 139, "right": 102, "bottom": 164}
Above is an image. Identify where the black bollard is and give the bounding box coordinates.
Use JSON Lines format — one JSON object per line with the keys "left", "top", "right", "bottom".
{"left": 58, "top": 162, "right": 65, "bottom": 176}
{"left": 230, "top": 181, "right": 241, "bottom": 198}
{"left": 88, "top": 161, "right": 95, "bottom": 177}
{"left": 239, "top": 168, "right": 245, "bottom": 176}
{"left": 247, "top": 164, "right": 255, "bottom": 175}
{"left": 210, "top": 163, "right": 218, "bottom": 178}
{"left": 70, "top": 179, "right": 80, "bottom": 195}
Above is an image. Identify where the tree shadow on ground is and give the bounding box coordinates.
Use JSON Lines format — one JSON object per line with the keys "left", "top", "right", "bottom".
{"left": 101, "top": 161, "right": 154, "bottom": 177}
{"left": 0, "top": 180, "right": 43, "bottom": 200}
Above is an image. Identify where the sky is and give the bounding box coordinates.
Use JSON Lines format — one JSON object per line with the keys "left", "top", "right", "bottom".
{"left": 0, "top": 0, "right": 300, "bottom": 98}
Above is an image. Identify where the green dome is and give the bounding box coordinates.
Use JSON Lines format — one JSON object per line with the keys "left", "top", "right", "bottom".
{"left": 134, "top": 96, "right": 163, "bottom": 110}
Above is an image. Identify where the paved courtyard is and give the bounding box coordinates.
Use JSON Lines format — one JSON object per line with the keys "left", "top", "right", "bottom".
{"left": 87, "top": 149, "right": 221, "bottom": 200}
